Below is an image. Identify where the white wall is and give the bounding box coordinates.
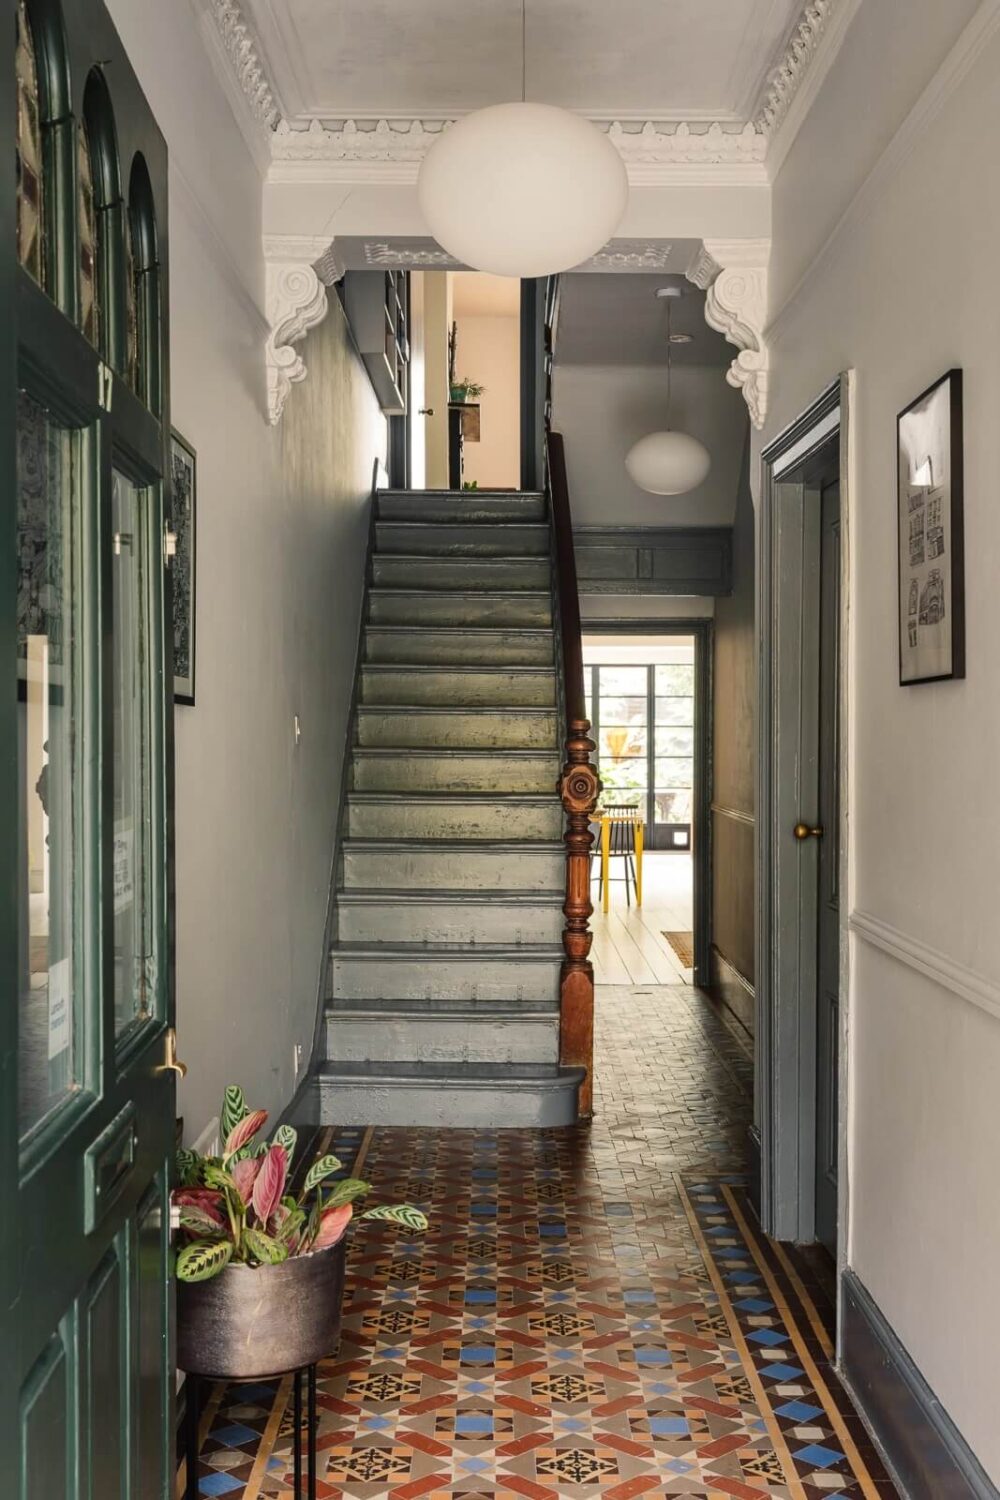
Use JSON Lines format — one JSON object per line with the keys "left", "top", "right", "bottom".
{"left": 552, "top": 363, "right": 747, "bottom": 527}
{"left": 764, "top": 1, "right": 1000, "bottom": 1478}
{"left": 106, "top": 0, "right": 385, "bottom": 1137}
{"left": 453, "top": 314, "right": 520, "bottom": 488}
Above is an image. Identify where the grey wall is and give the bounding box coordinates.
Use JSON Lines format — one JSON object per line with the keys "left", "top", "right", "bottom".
{"left": 710, "top": 439, "right": 755, "bottom": 1028}
{"left": 552, "top": 362, "right": 748, "bottom": 527}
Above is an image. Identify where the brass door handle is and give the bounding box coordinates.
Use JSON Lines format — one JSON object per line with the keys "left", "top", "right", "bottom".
{"left": 793, "top": 822, "right": 824, "bottom": 841}
{"left": 418, "top": 407, "right": 435, "bottom": 416}
{"left": 157, "top": 1027, "right": 188, "bottom": 1078}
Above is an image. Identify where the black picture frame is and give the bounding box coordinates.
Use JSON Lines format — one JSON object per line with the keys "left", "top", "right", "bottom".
{"left": 896, "top": 369, "right": 964, "bottom": 685}
{"left": 170, "top": 429, "right": 197, "bottom": 705}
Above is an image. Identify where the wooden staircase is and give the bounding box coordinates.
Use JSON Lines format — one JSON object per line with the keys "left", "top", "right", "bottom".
{"left": 311, "top": 440, "right": 599, "bottom": 1127}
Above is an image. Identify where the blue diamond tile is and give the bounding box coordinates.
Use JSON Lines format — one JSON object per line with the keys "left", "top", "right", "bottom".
{"left": 795, "top": 1443, "right": 846, "bottom": 1469}
{"left": 459, "top": 1456, "right": 492, "bottom": 1473}
{"left": 465, "top": 1289, "right": 496, "bottom": 1304}
{"left": 650, "top": 1417, "right": 689, "bottom": 1436}
{"left": 748, "top": 1328, "right": 788, "bottom": 1348}
{"left": 461, "top": 1345, "right": 495, "bottom": 1364}
{"left": 759, "top": 1362, "right": 805, "bottom": 1382}
{"left": 198, "top": 1476, "right": 243, "bottom": 1497}
{"left": 634, "top": 1348, "right": 671, "bottom": 1366}
{"left": 734, "top": 1298, "right": 774, "bottom": 1313}
{"left": 210, "top": 1423, "right": 259, "bottom": 1447}
{"left": 775, "top": 1400, "right": 824, "bottom": 1423}
{"left": 455, "top": 1415, "right": 493, "bottom": 1435}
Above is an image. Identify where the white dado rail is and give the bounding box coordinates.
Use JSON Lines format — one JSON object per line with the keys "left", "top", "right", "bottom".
{"left": 850, "top": 908, "right": 1000, "bottom": 1027}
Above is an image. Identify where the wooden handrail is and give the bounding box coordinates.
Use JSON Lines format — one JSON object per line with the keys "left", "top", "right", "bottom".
{"left": 548, "top": 429, "right": 601, "bottom": 1119}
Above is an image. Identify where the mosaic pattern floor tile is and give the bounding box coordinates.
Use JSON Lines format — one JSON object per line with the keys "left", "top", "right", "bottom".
{"left": 178, "top": 986, "right": 898, "bottom": 1499}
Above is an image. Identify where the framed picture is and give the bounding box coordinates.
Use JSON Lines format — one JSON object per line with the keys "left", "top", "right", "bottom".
{"left": 170, "top": 429, "right": 197, "bottom": 705}
{"left": 896, "top": 369, "right": 964, "bottom": 685}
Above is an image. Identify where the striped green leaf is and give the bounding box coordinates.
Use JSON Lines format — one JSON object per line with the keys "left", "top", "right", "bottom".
{"left": 202, "top": 1163, "right": 240, "bottom": 1195}
{"left": 178, "top": 1206, "right": 227, "bottom": 1239}
{"left": 175, "top": 1149, "right": 200, "bottom": 1187}
{"left": 303, "top": 1154, "right": 342, "bottom": 1193}
{"left": 176, "top": 1240, "right": 233, "bottom": 1283}
{"left": 360, "top": 1204, "right": 429, "bottom": 1233}
{"left": 243, "top": 1228, "right": 288, "bottom": 1266}
{"left": 272, "top": 1124, "right": 298, "bottom": 1166}
{"left": 220, "top": 1085, "right": 247, "bottom": 1143}
{"left": 324, "top": 1177, "right": 371, "bottom": 1209}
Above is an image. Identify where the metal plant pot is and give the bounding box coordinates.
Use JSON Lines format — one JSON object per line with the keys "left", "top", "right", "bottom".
{"left": 177, "top": 1238, "right": 347, "bottom": 1379}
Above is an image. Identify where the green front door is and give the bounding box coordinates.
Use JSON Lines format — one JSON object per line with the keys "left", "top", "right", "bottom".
{"left": 4, "top": 1, "right": 176, "bottom": 1492}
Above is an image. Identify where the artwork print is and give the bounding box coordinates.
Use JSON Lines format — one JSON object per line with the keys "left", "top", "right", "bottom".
{"left": 896, "top": 370, "right": 964, "bottom": 684}
{"left": 170, "top": 430, "right": 196, "bottom": 705}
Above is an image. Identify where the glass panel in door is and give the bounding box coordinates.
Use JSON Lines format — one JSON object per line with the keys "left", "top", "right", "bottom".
{"left": 112, "top": 468, "right": 155, "bottom": 1038}
{"left": 596, "top": 666, "right": 646, "bottom": 811}
{"left": 16, "top": 391, "right": 89, "bottom": 1135}
{"left": 653, "top": 662, "right": 695, "bottom": 849}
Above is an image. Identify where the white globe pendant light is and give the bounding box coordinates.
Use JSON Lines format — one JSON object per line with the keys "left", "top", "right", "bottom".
{"left": 417, "top": 6, "right": 628, "bottom": 278}
{"left": 625, "top": 288, "right": 711, "bottom": 497}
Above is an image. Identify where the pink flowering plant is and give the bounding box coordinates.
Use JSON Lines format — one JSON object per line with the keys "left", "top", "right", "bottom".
{"left": 172, "top": 1085, "right": 427, "bottom": 1283}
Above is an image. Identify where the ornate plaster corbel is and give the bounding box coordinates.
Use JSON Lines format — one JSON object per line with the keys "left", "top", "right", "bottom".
{"left": 686, "top": 240, "right": 770, "bottom": 429}
{"left": 264, "top": 242, "right": 348, "bottom": 424}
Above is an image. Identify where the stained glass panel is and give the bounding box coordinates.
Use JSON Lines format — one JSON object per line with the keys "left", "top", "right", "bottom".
{"left": 78, "top": 124, "right": 99, "bottom": 346}
{"left": 15, "top": 0, "right": 44, "bottom": 283}
{"left": 125, "top": 208, "right": 140, "bottom": 391}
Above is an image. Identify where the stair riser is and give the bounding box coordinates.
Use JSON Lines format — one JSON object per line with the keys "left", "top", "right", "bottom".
{"left": 372, "top": 557, "right": 549, "bottom": 591}
{"left": 360, "top": 668, "right": 556, "bottom": 708}
{"left": 378, "top": 493, "right": 546, "bottom": 524}
{"left": 363, "top": 629, "right": 554, "bottom": 667}
{"left": 369, "top": 593, "right": 552, "bottom": 628}
{"left": 357, "top": 711, "right": 559, "bottom": 751}
{"left": 336, "top": 900, "right": 564, "bottom": 946}
{"left": 351, "top": 754, "right": 560, "bottom": 794}
{"left": 342, "top": 848, "right": 564, "bottom": 892}
{"left": 376, "top": 523, "right": 548, "bottom": 558}
{"left": 314, "top": 1077, "right": 579, "bottom": 1128}
{"left": 346, "top": 800, "right": 564, "bottom": 841}
{"left": 326, "top": 1013, "right": 559, "bottom": 1065}
{"left": 330, "top": 956, "right": 560, "bottom": 1005}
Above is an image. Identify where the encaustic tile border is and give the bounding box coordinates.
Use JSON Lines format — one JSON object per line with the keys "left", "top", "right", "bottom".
{"left": 179, "top": 1125, "right": 898, "bottom": 1500}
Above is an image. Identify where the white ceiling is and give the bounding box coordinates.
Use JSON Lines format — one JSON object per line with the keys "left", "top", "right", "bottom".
{"left": 244, "top": 0, "right": 804, "bottom": 123}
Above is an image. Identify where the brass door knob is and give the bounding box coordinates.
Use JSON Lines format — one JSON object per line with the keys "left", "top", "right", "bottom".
{"left": 157, "top": 1027, "right": 188, "bottom": 1078}
{"left": 793, "top": 822, "right": 824, "bottom": 841}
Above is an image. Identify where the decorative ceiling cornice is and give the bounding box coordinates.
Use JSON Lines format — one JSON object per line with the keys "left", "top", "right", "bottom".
{"left": 209, "top": 0, "right": 280, "bottom": 129}
{"left": 207, "top": 0, "right": 846, "bottom": 177}
{"left": 270, "top": 116, "right": 767, "bottom": 170}
{"left": 753, "top": 0, "right": 835, "bottom": 137}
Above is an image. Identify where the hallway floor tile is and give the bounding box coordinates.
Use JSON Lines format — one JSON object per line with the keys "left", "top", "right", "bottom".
{"left": 178, "top": 988, "right": 897, "bottom": 1498}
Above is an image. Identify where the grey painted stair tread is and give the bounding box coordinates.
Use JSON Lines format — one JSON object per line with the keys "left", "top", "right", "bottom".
{"left": 326, "top": 999, "right": 558, "bottom": 1016}
{"left": 342, "top": 838, "right": 565, "bottom": 852}
{"left": 336, "top": 888, "right": 564, "bottom": 903}
{"left": 317, "top": 1061, "right": 583, "bottom": 1085}
{"left": 375, "top": 522, "right": 549, "bottom": 557}
{"left": 352, "top": 746, "right": 561, "bottom": 758}
{"left": 331, "top": 942, "right": 563, "bottom": 959}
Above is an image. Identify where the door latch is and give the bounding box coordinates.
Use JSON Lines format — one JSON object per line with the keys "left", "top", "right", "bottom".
{"left": 163, "top": 524, "right": 178, "bottom": 566}
{"left": 157, "top": 1027, "right": 188, "bottom": 1078}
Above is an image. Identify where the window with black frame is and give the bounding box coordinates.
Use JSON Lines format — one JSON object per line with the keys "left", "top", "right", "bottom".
{"left": 584, "top": 651, "right": 695, "bottom": 851}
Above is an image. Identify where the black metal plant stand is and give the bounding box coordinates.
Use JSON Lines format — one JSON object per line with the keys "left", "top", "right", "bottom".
{"left": 184, "top": 1363, "right": 319, "bottom": 1499}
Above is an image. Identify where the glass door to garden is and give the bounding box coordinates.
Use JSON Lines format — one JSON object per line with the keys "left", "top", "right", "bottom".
{"left": 585, "top": 659, "right": 696, "bottom": 851}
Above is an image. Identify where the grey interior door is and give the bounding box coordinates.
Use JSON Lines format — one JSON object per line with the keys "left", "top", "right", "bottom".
{"left": 815, "top": 480, "right": 841, "bottom": 1254}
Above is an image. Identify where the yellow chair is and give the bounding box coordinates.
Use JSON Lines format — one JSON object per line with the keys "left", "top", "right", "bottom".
{"left": 596, "top": 805, "right": 644, "bottom": 913}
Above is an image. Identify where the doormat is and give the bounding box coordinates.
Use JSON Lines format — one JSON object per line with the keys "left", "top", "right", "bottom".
{"left": 663, "top": 930, "right": 694, "bottom": 968}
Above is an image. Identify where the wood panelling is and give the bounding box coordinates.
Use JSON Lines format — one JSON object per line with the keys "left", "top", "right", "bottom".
{"left": 573, "top": 526, "right": 732, "bottom": 596}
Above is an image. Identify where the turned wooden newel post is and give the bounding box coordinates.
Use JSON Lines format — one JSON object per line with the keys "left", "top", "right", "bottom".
{"left": 557, "top": 717, "right": 602, "bottom": 1119}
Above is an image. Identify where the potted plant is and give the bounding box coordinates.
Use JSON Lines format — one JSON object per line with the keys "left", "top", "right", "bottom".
{"left": 449, "top": 377, "right": 485, "bottom": 404}
{"left": 173, "top": 1085, "right": 427, "bottom": 1380}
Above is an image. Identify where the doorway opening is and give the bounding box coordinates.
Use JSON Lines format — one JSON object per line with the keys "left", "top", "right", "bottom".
{"left": 756, "top": 377, "right": 849, "bottom": 1263}
{"left": 582, "top": 623, "right": 711, "bottom": 990}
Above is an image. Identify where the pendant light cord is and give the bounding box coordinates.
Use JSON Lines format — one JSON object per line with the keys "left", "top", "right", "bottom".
{"left": 665, "top": 297, "right": 672, "bottom": 427}
{"left": 521, "top": 0, "right": 527, "bottom": 102}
